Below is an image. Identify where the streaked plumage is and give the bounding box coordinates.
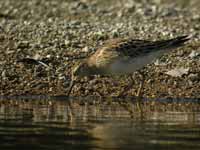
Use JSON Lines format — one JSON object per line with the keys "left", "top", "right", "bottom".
{"left": 73, "top": 35, "right": 190, "bottom": 76}
{"left": 67, "top": 35, "right": 190, "bottom": 98}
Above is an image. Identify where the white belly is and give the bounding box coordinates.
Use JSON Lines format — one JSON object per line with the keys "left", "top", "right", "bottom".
{"left": 109, "top": 51, "right": 163, "bottom": 74}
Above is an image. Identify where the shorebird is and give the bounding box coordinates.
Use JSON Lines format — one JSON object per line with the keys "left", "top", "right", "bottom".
{"left": 67, "top": 35, "right": 190, "bottom": 106}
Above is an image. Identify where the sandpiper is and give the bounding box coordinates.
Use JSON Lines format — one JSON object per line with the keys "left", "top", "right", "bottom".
{"left": 67, "top": 35, "right": 190, "bottom": 101}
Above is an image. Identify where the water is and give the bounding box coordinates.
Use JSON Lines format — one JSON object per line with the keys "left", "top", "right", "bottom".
{"left": 0, "top": 96, "right": 200, "bottom": 150}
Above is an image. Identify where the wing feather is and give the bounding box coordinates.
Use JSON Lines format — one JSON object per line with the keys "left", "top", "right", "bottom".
{"left": 87, "top": 36, "right": 190, "bottom": 67}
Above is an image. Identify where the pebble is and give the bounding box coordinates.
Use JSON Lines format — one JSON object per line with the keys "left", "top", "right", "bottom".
{"left": 188, "top": 73, "right": 199, "bottom": 81}
{"left": 189, "top": 50, "right": 200, "bottom": 59}
{"left": 82, "top": 46, "right": 89, "bottom": 52}
{"left": 165, "top": 68, "right": 190, "bottom": 77}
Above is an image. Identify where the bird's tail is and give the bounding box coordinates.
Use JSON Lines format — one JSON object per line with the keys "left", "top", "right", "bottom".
{"left": 157, "top": 35, "right": 190, "bottom": 49}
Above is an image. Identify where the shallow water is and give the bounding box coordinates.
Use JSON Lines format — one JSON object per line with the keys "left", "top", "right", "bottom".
{"left": 0, "top": 96, "right": 200, "bottom": 150}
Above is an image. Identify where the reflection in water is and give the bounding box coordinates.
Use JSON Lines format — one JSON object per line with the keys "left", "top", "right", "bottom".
{"left": 91, "top": 120, "right": 200, "bottom": 150}
{"left": 0, "top": 97, "right": 200, "bottom": 150}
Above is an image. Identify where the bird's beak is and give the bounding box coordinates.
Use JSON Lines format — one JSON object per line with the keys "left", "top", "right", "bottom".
{"left": 66, "top": 74, "right": 76, "bottom": 97}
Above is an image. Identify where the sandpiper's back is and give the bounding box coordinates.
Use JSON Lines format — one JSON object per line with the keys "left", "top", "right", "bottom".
{"left": 86, "top": 36, "right": 190, "bottom": 75}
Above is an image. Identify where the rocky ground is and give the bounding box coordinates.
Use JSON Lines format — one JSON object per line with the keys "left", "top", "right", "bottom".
{"left": 0, "top": 0, "right": 200, "bottom": 98}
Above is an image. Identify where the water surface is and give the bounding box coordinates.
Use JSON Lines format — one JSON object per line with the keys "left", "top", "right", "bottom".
{"left": 0, "top": 96, "right": 200, "bottom": 150}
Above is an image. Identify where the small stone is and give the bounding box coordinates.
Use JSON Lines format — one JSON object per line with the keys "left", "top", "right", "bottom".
{"left": 165, "top": 67, "right": 189, "bottom": 77}
{"left": 58, "top": 75, "right": 66, "bottom": 80}
{"left": 5, "top": 50, "right": 15, "bottom": 54}
{"left": 82, "top": 46, "right": 89, "bottom": 52}
{"left": 1, "top": 70, "right": 6, "bottom": 80}
{"left": 65, "top": 39, "right": 71, "bottom": 46}
{"left": 124, "top": 1, "right": 135, "bottom": 9}
{"left": 188, "top": 73, "right": 199, "bottom": 81}
{"left": 188, "top": 50, "right": 200, "bottom": 59}
{"left": 17, "top": 41, "right": 29, "bottom": 49}
{"left": 49, "top": 87, "right": 53, "bottom": 92}
{"left": 33, "top": 53, "right": 42, "bottom": 60}
{"left": 154, "top": 59, "right": 167, "bottom": 66}
{"left": 46, "top": 55, "right": 51, "bottom": 58}
{"left": 111, "top": 29, "right": 120, "bottom": 38}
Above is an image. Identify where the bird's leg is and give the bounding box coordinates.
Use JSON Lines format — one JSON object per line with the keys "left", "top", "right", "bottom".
{"left": 66, "top": 101, "right": 73, "bottom": 122}
{"left": 117, "top": 74, "right": 134, "bottom": 97}
{"left": 66, "top": 74, "right": 77, "bottom": 122}
{"left": 136, "top": 71, "right": 145, "bottom": 113}
{"left": 66, "top": 74, "right": 76, "bottom": 97}
{"left": 116, "top": 74, "right": 135, "bottom": 118}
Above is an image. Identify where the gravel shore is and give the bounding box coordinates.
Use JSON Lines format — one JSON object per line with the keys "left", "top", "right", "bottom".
{"left": 0, "top": 0, "right": 199, "bottom": 98}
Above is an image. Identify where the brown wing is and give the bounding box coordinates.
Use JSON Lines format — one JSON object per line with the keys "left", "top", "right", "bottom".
{"left": 87, "top": 36, "right": 189, "bottom": 67}
{"left": 112, "top": 36, "right": 190, "bottom": 57}
{"left": 87, "top": 38, "right": 163, "bottom": 67}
